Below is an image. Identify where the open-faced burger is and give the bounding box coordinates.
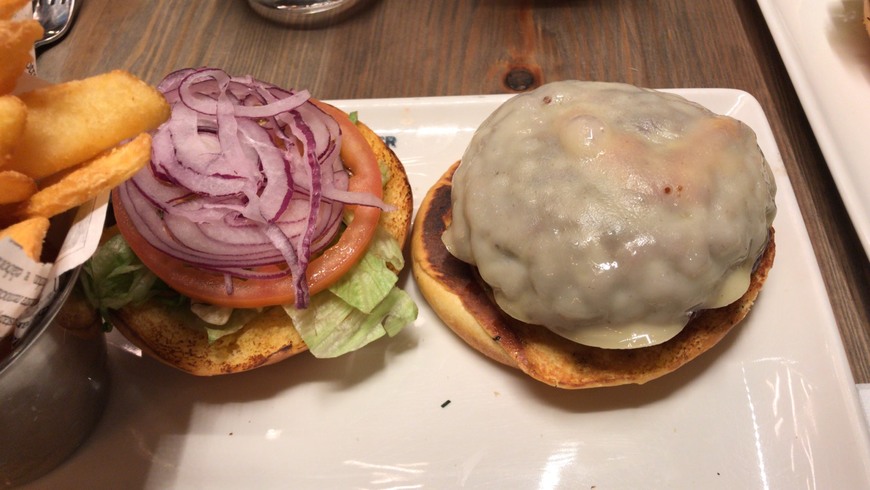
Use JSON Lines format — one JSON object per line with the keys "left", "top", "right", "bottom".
{"left": 83, "top": 68, "right": 417, "bottom": 375}
{"left": 412, "top": 81, "right": 776, "bottom": 388}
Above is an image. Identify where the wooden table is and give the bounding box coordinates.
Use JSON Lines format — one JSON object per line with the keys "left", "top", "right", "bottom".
{"left": 36, "top": 0, "right": 870, "bottom": 381}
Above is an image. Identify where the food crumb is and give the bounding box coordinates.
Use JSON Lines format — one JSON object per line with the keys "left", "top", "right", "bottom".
{"left": 441, "top": 400, "right": 451, "bottom": 408}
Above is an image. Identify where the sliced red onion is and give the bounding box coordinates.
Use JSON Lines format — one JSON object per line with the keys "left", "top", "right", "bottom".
{"left": 117, "top": 67, "right": 388, "bottom": 308}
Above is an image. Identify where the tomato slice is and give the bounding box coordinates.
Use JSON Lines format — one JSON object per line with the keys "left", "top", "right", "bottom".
{"left": 113, "top": 100, "right": 382, "bottom": 309}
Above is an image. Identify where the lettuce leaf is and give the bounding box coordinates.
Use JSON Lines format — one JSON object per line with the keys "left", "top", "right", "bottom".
{"left": 80, "top": 233, "right": 161, "bottom": 319}
{"left": 283, "top": 227, "right": 417, "bottom": 358}
{"left": 328, "top": 227, "right": 403, "bottom": 313}
{"left": 82, "top": 228, "right": 418, "bottom": 356}
{"left": 197, "top": 307, "right": 262, "bottom": 344}
{"left": 282, "top": 286, "right": 416, "bottom": 358}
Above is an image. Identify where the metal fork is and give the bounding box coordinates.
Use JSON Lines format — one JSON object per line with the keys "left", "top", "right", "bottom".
{"left": 32, "top": 0, "right": 79, "bottom": 49}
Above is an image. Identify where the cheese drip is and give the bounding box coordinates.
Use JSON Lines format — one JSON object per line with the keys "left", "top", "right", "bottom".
{"left": 442, "top": 81, "right": 776, "bottom": 349}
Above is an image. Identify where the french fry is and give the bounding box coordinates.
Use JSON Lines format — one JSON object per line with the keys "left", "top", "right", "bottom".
{"left": 0, "top": 24, "right": 172, "bottom": 339}
{"left": 0, "top": 94, "right": 26, "bottom": 166}
{"left": 0, "top": 0, "right": 29, "bottom": 21}
{"left": 0, "top": 216, "right": 49, "bottom": 261}
{"left": 0, "top": 169, "right": 36, "bottom": 204}
{"left": 6, "top": 70, "right": 170, "bottom": 179}
{"left": 0, "top": 19, "right": 42, "bottom": 95}
{"left": 18, "top": 133, "right": 152, "bottom": 219}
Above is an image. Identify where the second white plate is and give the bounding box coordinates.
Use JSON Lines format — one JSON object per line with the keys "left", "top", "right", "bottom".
{"left": 757, "top": 0, "right": 870, "bottom": 255}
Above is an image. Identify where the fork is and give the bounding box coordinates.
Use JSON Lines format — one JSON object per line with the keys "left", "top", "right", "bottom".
{"left": 32, "top": 0, "right": 79, "bottom": 49}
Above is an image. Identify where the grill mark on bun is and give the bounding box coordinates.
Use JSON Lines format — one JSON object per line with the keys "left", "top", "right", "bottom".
{"left": 416, "top": 162, "right": 527, "bottom": 367}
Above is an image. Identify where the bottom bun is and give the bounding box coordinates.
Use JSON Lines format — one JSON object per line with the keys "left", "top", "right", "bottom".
{"left": 411, "top": 162, "right": 776, "bottom": 389}
{"left": 112, "top": 118, "right": 414, "bottom": 376}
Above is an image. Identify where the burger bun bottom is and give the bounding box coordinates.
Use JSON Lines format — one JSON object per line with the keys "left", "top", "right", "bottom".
{"left": 111, "top": 117, "right": 414, "bottom": 376}
{"left": 411, "top": 162, "right": 776, "bottom": 389}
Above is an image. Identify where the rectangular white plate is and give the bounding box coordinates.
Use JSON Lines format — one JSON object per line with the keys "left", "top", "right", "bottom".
{"left": 27, "top": 92, "right": 870, "bottom": 489}
{"left": 757, "top": 0, "right": 870, "bottom": 255}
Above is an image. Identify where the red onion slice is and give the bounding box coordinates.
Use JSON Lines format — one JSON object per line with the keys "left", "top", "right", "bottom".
{"left": 117, "top": 67, "right": 388, "bottom": 308}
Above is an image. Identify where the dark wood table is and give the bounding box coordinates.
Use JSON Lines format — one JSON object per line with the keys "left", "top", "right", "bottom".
{"left": 36, "top": 0, "right": 870, "bottom": 381}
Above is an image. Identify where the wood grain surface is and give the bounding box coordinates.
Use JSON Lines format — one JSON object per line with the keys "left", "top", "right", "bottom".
{"left": 35, "top": 0, "right": 870, "bottom": 381}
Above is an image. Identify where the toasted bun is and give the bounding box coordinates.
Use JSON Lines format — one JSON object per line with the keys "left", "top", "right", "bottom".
{"left": 411, "top": 162, "right": 775, "bottom": 389}
{"left": 110, "top": 117, "right": 414, "bottom": 375}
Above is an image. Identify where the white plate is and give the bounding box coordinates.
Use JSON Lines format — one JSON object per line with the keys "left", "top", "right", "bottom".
{"left": 757, "top": 0, "right": 870, "bottom": 255}
{"left": 26, "top": 92, "right": 870, "bottom": 489}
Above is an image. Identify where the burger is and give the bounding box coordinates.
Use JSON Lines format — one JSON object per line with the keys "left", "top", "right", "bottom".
{"left": 412, "top": 81, "right": 776, "bottom": 389}
{"left": 81, "top": 68, "right": 417, "bottom": 375}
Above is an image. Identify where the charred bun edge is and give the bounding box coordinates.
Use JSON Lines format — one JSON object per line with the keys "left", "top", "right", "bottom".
{"left": 411, "top": 161, "right": 776, "bottom": 389}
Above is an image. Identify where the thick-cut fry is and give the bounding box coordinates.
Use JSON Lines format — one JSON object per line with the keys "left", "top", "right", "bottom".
{"left": 0, "top": 35, "right": 171, "bottom": 340}
{"left": 0, "top": 169, "right": 36, "bottom": 204}
{"left": 0, "top": 0, "right": 28, "bottom": 21}
{"left": 6, "top": 70, "right": 170, "bottom": 179}
{"left": 0, "top": 19, "right": 42, "bottom": 95}
{"left": 0, "top": 94, "right": 26, "bottom": 166}
{"left": 19, "top": 133, "right": 152, "bottom": 219}
{"left": 0, "top": 216, "right": 49, "bottom": 261}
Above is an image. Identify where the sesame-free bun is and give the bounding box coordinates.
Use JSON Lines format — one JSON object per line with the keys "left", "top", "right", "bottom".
{"left": 111, "top": 118, "right": 414, "bottom": 376}
{"left": 411, "top": 162, "right": 775, "bottom": 389}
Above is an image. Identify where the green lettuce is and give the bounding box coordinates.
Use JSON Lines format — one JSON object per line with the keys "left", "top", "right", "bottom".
{"left": 186, "top": 303, "right": 263, "bottom": 343}
{"left": 81, "top": 228, "right": 417, "bottom": 356}
{"left": 283, "top": 226, "right": 417, "bottom": 358}
{"left": 80, "top": 233, "right": 161, "bottom": 320}
{"left": 328, "top": 227, "right": 403, "bottom": 313}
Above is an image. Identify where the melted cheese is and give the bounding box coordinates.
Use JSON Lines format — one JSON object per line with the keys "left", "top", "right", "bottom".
{"left": 442, "top": 81, "right": 776, "bottom": 349}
